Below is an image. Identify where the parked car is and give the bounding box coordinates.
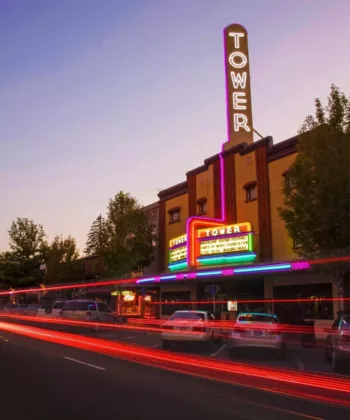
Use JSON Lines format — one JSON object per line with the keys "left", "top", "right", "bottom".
{"left": 51, "top": 300, "right": 67, "bottom": 316}
{"left": 24, "top": 304, "right": 43, "bottom": 315}
{"left": 60, "top": 300, "right": 120, "bottom": 330}
{"left": 161, "top": 310, "right": 220, "bottom": 350}
{"left": 227, "top": 312, "right": 286, "bottom": 359}
{"left": 324, "top": 314, "right": 350, "bottom": 372}
{"left": 3, "top": 303, "right": 19, "bottom": 313}
{"left": 14, "top": 304, "right": 27, "bottom": 314}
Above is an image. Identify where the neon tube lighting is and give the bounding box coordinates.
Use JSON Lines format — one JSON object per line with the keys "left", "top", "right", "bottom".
{"left": 196, "top": 270, "right": 222, "bottom": 276}
{"left": 169, "top": 242, "right": 187, "bottom": 250}
{"left": 0, "top": 259, "right": 311, "bottom": 294}
{"left": 197, "top": 254, "right": 256, "bottom": 265}
{"left": 234, "top": 264, "right": 292, "bottom": 274}
{"left": 248, "top": 232, "right": 253, "bottom": 250}
{"left": 197, "top": 231, "right": 254, "bottom": 241}
{"left": 219, "top": 153, "right": 226, "bottom": 220}
{"left": 169, "top": 262, "right": 188, "bottom": 272}
{"left": 197, "top": 252, "right": 256, "bottom": 261}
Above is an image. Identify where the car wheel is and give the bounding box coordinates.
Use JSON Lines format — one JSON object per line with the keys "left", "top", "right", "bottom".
{"left": 332, "top": 349, "right": 342, "bottom": 373}
{"left": 162, "top": 340, "right": 170, "bottom": 350}
{"left": 325, "top": 345, "right": 332, "bottom": 363}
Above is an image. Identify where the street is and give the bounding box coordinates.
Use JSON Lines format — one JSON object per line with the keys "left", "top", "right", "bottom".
{"left": 84, "top": 325, "right": 343, "bottom": 375}
{"left": 0, "top": 314, "right": 347, "bottom": 375}
{"left": 0, "top": 323, "right": 350, "bottom": 420}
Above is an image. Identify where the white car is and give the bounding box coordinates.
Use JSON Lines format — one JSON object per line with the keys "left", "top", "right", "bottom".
{"left": 227, "top": 312, "right": 286, "bottom": 359}
{"left": 60, "top": 300, "right": 120, "bottom": 331}
{"left": 161, "top": 310, "right": 220, "bottom": 349}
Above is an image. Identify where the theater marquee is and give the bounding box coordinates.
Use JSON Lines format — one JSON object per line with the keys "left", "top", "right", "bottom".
{"left": 168, "top": 234, "right": 188, "bottom": 271}
{"left": 196, "top": 222, "right": 256, "bottom": 266}
{"left": 168, "top": 223, "right": 256, "bottom": 271}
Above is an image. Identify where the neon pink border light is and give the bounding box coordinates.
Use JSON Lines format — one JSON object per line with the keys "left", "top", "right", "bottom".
{"left": 185, "top": 151, "right": 226, "bottom": 267}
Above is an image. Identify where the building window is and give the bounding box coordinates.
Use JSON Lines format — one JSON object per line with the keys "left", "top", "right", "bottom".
{"left": 168, "top": 207, "right": 181, "bottom": 223}
{"left": 151, "top": 225, "right": 157, "bottom": 247}
{"left": 243, "top": 181, "right": 257, "bottom": 202}
{"left": 292, "top": 238, "right": 302, "bottom": 249}
{"left": 284, "top": 173, "right": 295, "bottom": 189}
{"left": 196, "top": 197, "right": 207, "bottom": 215}
{"left": 198, "top": 202, "right": 207, "bottom": 215}
{"left": 283, "top": 169, "right": 295, "bottom": 189}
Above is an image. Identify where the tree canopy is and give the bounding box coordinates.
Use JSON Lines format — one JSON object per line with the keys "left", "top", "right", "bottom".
{"left": 0, "top": 218, "right": 80, "bottom": 288}
{"left": 84, "top": 214, "right": 108, "bottom": 257}
{"left": 279, "top": 85, "right": 350, "bottom": 259}
{"left": 44, "top": 235, "right": 80, "bottom": 283}
{"left": 91, "top": 191, "right": 156, "bottom": 277}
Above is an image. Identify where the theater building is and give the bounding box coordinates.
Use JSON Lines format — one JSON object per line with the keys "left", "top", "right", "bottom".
{"left": 127, "top": 24, "right": 347, "bottom": 327}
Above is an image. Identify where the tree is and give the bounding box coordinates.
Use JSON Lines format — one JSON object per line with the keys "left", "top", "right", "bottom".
{"left": 45, "top": 235, "right": 80, "bottom": 283}
{"left": 279, "top": 84, "right": 350, "bottom": 314}
{"left": 299, "top": 84, "right": 349, "bottom": 134}
{"left": 104, "top": 191, "right": 155, "bottom": 276}
{"left": 4, "top": 218, "right": 48, "bottom": 287}
{"left": 84, "top": 214, "right": 108, "bottom": 256}
{"left": 8, "top": 217, "right": 48, "bottom": 262}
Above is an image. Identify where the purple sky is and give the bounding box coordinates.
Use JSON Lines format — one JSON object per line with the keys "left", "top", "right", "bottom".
{"left": 1, "top": 0, "right": 349, "bottom": 254}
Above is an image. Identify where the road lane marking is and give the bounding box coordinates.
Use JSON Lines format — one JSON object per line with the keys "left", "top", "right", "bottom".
{"left": 63, "top": 357, "right": 105, "bottom": 371}
{"left": 0, "top": 335, "right": 9, "bottom": 342}
{"left": 152, "top": 344, "right": 161, "bottom": 348}
{"left": 210, "top": 344, "right": 226, "bottom": 358}
{"left": 120, "top": 334, "right": 145, "bottom": 340}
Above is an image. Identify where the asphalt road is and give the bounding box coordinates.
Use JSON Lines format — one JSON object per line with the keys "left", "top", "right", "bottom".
{"left": 0, "top": 329, "right": 349, "bottom": 420}
{"left": 85, "top": 326, "right": 346, "bottom": 375}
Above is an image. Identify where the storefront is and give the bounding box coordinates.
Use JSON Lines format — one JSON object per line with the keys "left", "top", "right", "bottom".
{"left": 116, "top": 289, "right": 159, "bottom": 319}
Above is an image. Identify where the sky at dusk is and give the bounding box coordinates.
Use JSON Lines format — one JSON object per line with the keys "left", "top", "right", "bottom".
{"left": 1, "top": 0, "right": 350, "bottom": 253}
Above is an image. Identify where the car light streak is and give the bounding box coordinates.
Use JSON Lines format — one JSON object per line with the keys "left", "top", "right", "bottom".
{"left": 0, "top": 313, "right": 333, "bottom": 340}
{"left": 1, "top": 254, "right": 350, "bottom": 297}
{"left": 0, "top": 320, "right": 349, "bottom": 409}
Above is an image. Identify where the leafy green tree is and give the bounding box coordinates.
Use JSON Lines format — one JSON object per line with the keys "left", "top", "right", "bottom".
{"left": 299, "top": 84, "right": 349, "bottom": 134}
{"left": 84, "top": 214, "right": 108, "bottom": 256}
{"left": 105, "top": 191, "right": 155, "bottom": 276}
{"left": 4, "top": 218, "right": 48, "bottom": 287}
{"left": 8, "top": 218, "right": 48, "bottom": 262}
{"left": 279, "top": 84, "right": 350, "bottom": 313}
{"left": 45, "top": 235, "right": 80, "bottom": 283}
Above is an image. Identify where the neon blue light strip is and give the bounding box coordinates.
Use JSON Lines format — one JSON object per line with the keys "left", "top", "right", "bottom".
{"left": 161, "top": 275, "right": 176, "bottom": 280}
{"left": 234, "top": 264, "right": 291, "bottom": 274}
{"left": 197, "top": 270, "right": 222, "bottom": 276}
{"left": 136, "top": 262, "right": 300, "bottom": 284}
{"left": 137, "top": 278, "right": 155, "bottom": 284}
{"left": 197, "top": 252, "right": 256, "bottom": 262}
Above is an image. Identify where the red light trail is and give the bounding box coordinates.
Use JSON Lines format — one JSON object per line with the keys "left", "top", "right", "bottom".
{"left": 0, "top": 320, "right": 349, "bottom": 408}
{"left": 0, "top": 313, "right": 340, "bottom": 348}
{"left": 1, "top": 254, "right": 350, "bottom": 297}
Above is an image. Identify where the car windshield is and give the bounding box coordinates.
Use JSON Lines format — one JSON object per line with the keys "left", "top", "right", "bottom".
{"left": 169, "top": 312, "right": 205, "bottom": 321}
{"left": 238, "top": 314, "right": 278, "bottom": 323}
{"left": 53, "top": 302, "right": 65, "bottom": 309}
